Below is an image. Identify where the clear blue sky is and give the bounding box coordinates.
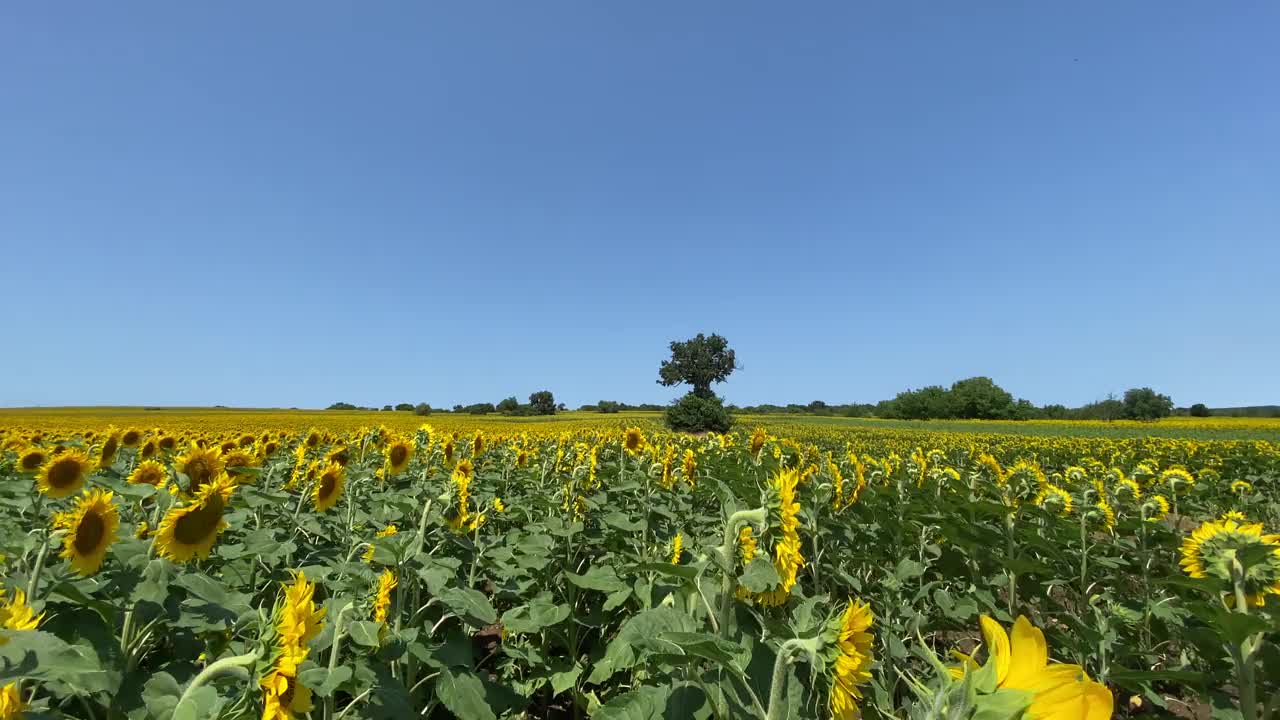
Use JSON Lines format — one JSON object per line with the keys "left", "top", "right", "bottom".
{"left": 2, "top": 3, "right": 1277, "bottom": 410}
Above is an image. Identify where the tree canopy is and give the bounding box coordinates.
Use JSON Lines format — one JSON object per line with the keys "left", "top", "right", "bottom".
{"left": 657, "top": 333, "right": 737, "bottom": 399}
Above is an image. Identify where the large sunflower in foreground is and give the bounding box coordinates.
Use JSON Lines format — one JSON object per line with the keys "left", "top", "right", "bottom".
{"left": 54, "top": 488, "right": 120, "bottom": 576}
{"left": 953, "top": 616, "right": 1112, "bottom": 719}
{"left": 1180, "top": 517, "right": 1280, "bottom": 606}
{"left": 0, "top": 682, "right": 24, "bottom": 718}
{"left": 263, "top": 571, "right": 326, "bottom": 720}
{"left": 825, "top": 599, "right": 874, "bottom": 720}
{"left": 174, "top": 444, "right": 225, "bottom": 494}
{"left": 155, "top": 475, "right": 236, "bottom": 562}
{"left": 313, "top": 463, "right": 346, "bottom": 512}
{"left": 37, "top": 449, "right": 94, "bottom": 498}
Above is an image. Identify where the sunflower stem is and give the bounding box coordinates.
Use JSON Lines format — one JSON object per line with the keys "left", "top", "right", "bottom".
{"left": 1228, "top": 557, "right": 1260, "bottom": 720}
{"left": 764, "top": 638, "right": 818, "bottom": 720}
{"left": 324, "top": 601, "right": 355, "bottom": 720}
{"left": 25, "top": 529, "right": 53, "bottom": 601}
{"left": 173, "top": 649, "right": 260, "bottom": 720}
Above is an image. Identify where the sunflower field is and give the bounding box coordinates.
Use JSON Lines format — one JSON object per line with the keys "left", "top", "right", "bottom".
{"left": 1, "top": 413, "right": 1279, "bottom": 720}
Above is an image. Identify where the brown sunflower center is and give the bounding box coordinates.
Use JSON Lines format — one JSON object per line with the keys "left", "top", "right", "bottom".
{"left": 173, "top": 495, "right": 226, "bottom": 545}
{"left": 20, "top": 453, "right": 45, "bottom": 471}
{"left": 48, "top": 457, "right": 84, "bottom": 488}
{"left": 389, "top": 446, "right": 408, "bottom": 466}
{"left": 158, "top": 437, "right": 176, "bottom": 451}
{"left": 184, "top": 459, "right": 214, "bottom": 491}
{"left": 101, "top": 438, "right": 119, "bottom": 461}
{"left": 122, "top": 431, "right": 141, "bottom": 446}
{"left": 318, "top": 474, "right": 337, "bottom": 501}
{"left": 73, "top": 510, "right": 107, "bottom": 555}
{"left": 136, "top": 467, "right": 163, "bottom": 486}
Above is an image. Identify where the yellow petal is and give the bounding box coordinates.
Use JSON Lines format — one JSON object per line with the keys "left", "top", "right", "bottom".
{"left": 979, "top": 615, "right": 1011, "bottom": 685}
{"left": 1001, "top": 616, "right": 1048, "bottom": 689}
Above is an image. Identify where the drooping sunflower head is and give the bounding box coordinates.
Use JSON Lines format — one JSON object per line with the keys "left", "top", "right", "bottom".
{"left": 1231, "top": 480, "right": 1253, "bottom": 495}
{"left": 139, "top": 438, "right": 158, "bottom": 460}
{"left": 53, "top": 488, "right": 120, "bottom": 576}
{"left": 175, "top": 444, "right": 225, "bottom": 495}
{"left": 155, "top": 476, "right": 236, "bottom": 563}
{"left": 1113, "top": 477, "right": 1142, "bottom": 503}
{"left": 1034, "top": 484, "right": 1073, "bottom": 517}
{"left": 325, "top": 447, "right": 349, "bottom": 468}
{"left": 749, "top": 427, "right": 767, "bottom": 457}
{"left": 1160, "top": 467, "right": 1195, "bottom": 493}
{"left": 623, "top": 428, "right": 645, "bottom": 455}
{"left": 221, "top": 448, "right": 260, "bottom": 485}
{"left": 1145, "top": 495, "right": 1170, "bottom": 522}
{"left": 37, "top": 449, "right": 94, "bottom": 499}
{"left": 1179, "top": 518, "right": 1280, "bottom": 605}
{"left": 97, "top": 427, "right": 122, "bottom": 468}
{"left": 386, "top": 437, "right": 414, "bottom": 476}
{"left": 16, "top": 446, "right": 48, "bottom": 474}
{"left": 472, "top": 431, "right": 485, "bottom": 458}
{"left": 127, "top": 460, "right": 169, "bottom": 487}
{"left": 824, "top": 599, "right": 875, "bottom": 720}
{"left": 313, "top": 463, "right": 346, "bottom": 512}
{"left": 120, "top": 428, "right": 143, "bottom": 448}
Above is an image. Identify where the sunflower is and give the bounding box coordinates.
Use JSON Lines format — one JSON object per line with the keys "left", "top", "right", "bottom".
{"left": 37, "top": 449, "right": 94, "bottom": 499}
{"left": 749, "top": 427, "right": 767, "bottom": 458}
{"left": 0, "top": 682, "right": 23, "bottom": 718}
{"left": 16, "top": 447, "right": 47, "bottom": 473}
{"left": 363, "top": 524, "right": 398, "bottom": 563}
{"left": 442, "top": 439, "right": 455, "bottom": 466}
{"left": 0, "top": 589, "right": 41, "bottom": 642}
{"left": 1231, "top": 480, "right": 1253, "bottom": 495}
{"left": 127, "top": 460, "right": 168, "bottom": 487}
{"left": 53, "top": 488, "right": 120, "bottom": 576}
{"left": 681, "top": 449, "right": 696, "bottom": 487}
{"left": 953, "top": 616, "right": 1112, "bottom": 719}
{"left": 825, "top": 599, "right": 874, "bottom": 720}
{"left": 1145, "top": 495, "right": 1170, "bottom": 522}
{"left": 756, "top": 467, "right": 804, "bottom": 607}
{"left": 313, "top": 463, "right": 346, "bottom": 512}
{"left": 304, "top": 430, "right": 321, "bottom": 449}
{"left": 221, "top": 448, "right": 259, "bottom": 484}
{"left": 472, "top": 431, "right": 485, "bottom": 457}
{"left": 1180, "top": 518, "right": 1280, "bottom": 606}
{"left": 157, "top": 435, "right": 177, "bottom": 453}
{"left": 386, "top": 437, "right": 414, "bottom": 476}
{"left": 263, "top": 571, "right": 325, "bottom": 720}
{"left": 670, "top": 532, "right": 684, "bottom": 565}
{"left": 1034, "top": 484, "right": 1073, "bottom": 516}
{"left": 1160, "top": 467, "right": 1195, "bottom": 493}
{"left": 139, "top": 438, "right": 158, "bottom": 460}
{"left": 155, "top": 475, "right": 236, "bottom": 562}
{"left": 623, "top": 428, "right": 645, "bottom": 456}
{"left": 97, "top": 427, "right": 122, "bottom": 468}
{"left": 174, "top": 444, "right": 224, "bottom": 494}
{"left": 325, "top": 447, "right": 349, "bottom": 467}
{"left": 120, "top": 428, "right": 143, "bottom": 448}
{"left": 494, "top": 497, "right": 506, "bottom": 513}
{"left": 373, "top": 569, "right": 397, "bottom": 624}
{"left": 1094, "top": 499, "right": 1116, "bottom": 532}
{"left": 515, "top": 449, "right": 529, "bottom": 468}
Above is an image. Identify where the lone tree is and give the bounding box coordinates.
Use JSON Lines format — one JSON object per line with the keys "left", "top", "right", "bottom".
{"left": 529, "top": 390, "right": 556, "bottom": 415}
{"left": 657, "top": 333, "right": 738, "bottom": 399}
{"left": 659, "top": 333, "right": 736, "bottom": 432}
{"left": 1121, "top": 387, "right": 1174, "bottom": 421}
{"left": 1189, "top": 403, "right": 1210, "bottom": 417}
{"left": 497, "top": 396, "right": 520, "bottom": 414}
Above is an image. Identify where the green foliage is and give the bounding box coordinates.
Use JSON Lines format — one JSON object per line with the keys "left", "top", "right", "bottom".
{"left": 394, "top": 403, "right": 414, "bottom": 411}
{"left": 497, "top": 397, "right": 520, "bottom": 414}
{"left": 528, "top": 391, "right": 556, "bottom": 416}
{"left": 1122, "top": 387, "right": 1175, "bottom": 421}
{"left": 1190, "top": 403, "right": 1211, "bottom": 417}
{"left": 664, "top": 392, "right": 732, "bottom": 433}
{"left": 413, "top": 402, "right": 432, "bottom": 416}
{"left": 657, "top": 333, "right": 737, "bottom": 399}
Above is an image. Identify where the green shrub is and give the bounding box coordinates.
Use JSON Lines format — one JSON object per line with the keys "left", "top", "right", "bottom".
{"left": 665, "top": 392, "right": 732, "bottom": 433}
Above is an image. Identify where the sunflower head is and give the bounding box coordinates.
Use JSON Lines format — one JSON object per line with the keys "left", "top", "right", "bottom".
{"left": 1145, "top": 495, "right": 1171, "bottom": 522}
{"left": 97, "top": 427, "right": 122, "bottom": 468}
{"left": 262, "top": 669, "right": 314, "bottom": 720}
{"left": 156, "top": 476, "right": 236, "bottom": 563}
{"left": 53, "top": 488, "right": 120, "bottom": 576}
{"left": 472, "top": 432, "right": 485, "bottom": 457}
{"left": 373, "top": 570, "right": 397, "bottom": 624}
{"left": 128, "top": 460, "right": 169, "bottom": 487}
{"left": 0, "top": 588, "right": 42, "bottom": 641}
{"left": 221, "top": 448, "right": 260, "bottom": 484}
{"left": 386, "top": 437, "right": 414, "bottom": 476}
{"left": 16, "top": 447, "right": 48, "bottom": 474}
{"left": 1180, "top": 518, "right": 1280, "bottom": 605}
{"left": 37, "top": 450, "right": 94, "bottom": 499}
{"left": 175, "top": 445, "right": 225, "bottom": 495}
{"left": 139, "top": 439, "right": 158, "bottom": 460}
{"left": 670, "top": 532, "right": 684, "bottom": 565}
{"left": 824, "top": 599, "right": 874, "bottom": 720}
{"left": 1231, "top": 480, "right": 1253, "bottom": 495}
{"left": 623, "top": 428, "right": 645, "bottom": 455}
{"left": 157, "top": 435, "right": 177, "bottom": 453}
{"left": 325, "top": 447, "right": 349, "bottom": 467}
{"left": 313, "top": 463, "right": 346, "bottom": 513}
{"left": 120, "top": 428, "right": 143, "bottom": 448}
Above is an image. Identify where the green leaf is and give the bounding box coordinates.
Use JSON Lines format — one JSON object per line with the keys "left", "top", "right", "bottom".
{"left": 655, "top": 631, "right": 748, "bottom": 674}
{"left": 0, "top": 630, "right": 112, "bottom": 694}
{"left": 435, "top": 667, "right": 497, "bottom": 720}
{"left": 566, "top": 565, "right": 630, "bottom": 593}
{"left": 590, "top": 685, "right": 670, "bottom": 720}
{"left": 299, "top": 665, "right": 354, "bottom": 697}
{"left": 502, "top": 599, "right": 570, "bottom": 635}
{"left": 972, "top": 688, "right": 1033, "bottom": 720}
{"left": 630, "top": 562, "right": 701, "bottom": 581}
{"left": 348, "top": 620, "right": 383, "bottom": 648}
{"left": 586, "top": 607, "right": 696, "bottom": 684}
{"left": 604, "top": 589, "right": 631, "bottom": 611}
{"left": 550, "top": 662, "right": 582, "bottom": 695}
{"left": 895, "top": 558, "right": 926, "bottom": 582}
{"left": 738, "top": 558, "right": 781, "bottom": 593}
{"left": 438, "top": 587, "right": 498, "bottom": 627}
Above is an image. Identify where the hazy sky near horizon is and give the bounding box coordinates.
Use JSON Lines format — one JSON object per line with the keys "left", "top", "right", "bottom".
{"left": 2, "top": 3, "right": 1277, "bottom": 410}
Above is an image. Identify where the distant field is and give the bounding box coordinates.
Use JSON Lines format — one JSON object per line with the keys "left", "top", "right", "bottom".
{"left": 3, "top": 406, "right": 1279, "bottom": 441}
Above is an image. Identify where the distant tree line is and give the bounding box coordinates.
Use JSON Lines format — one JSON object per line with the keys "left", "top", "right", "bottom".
{"left": 329, "top": 391, "right": 560, "bottom": 417}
